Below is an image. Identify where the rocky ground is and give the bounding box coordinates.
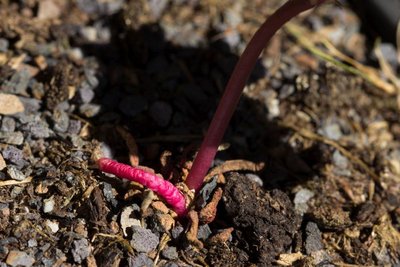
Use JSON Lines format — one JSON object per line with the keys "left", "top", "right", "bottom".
{"left": 0, "top": 0, "right": 399, "bottom": 266}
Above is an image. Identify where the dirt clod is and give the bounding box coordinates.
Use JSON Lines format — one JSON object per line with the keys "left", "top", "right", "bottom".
{"left": 222, "top": 172, "right": 301, "bottom": 265}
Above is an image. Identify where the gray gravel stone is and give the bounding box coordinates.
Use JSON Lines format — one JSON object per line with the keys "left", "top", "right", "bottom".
{"left": 130, "top": 226, "right": 159, "bottom": 253}
{"left": 78, "top": 87, "right": 95, "bottom": 103}
{"left": 67, "top": 120, "right": 82, "bottom": 135}
{"left": 320, "top": 122, "right": 342, "bottom": 140}
{"left": 279, "top": 84, "right": 295, "bottom": 99}
{"left": 2, "top": 146, "right": 25, "bottom": 166}
{"left": 1, "top": 117, "right": 16, "bottom": 132}
{"left": 332, "top": 150, "right": 348, "bottom": 169}
{"left": 6, "top": 165, "right": 25, "bottom": 181}
{"left": 3, "top": 70, "right": 30, "bottom": 96}
{"left": 128, "top": 253, "right": 153, "bottom": 267}
{"left": 196, "top": 176, "right": 218, "bottom": 208}
{"left": 22, "top": 120, "right": 52, "bottom": 138}
{"left": 52, "top": 110, "right": 69, "bottom": 133}
{"left": 0, "top": 38, "right": 9, "bottom": 52}
{"left": 71, "top": 239, "right": 91, "bottom": 264}
{"left": 171, "top": 225, "right": 184, "bottom": 240}
{"left": 149, "top": 0, "right": 168, "bottom": 19}
{"left": 161, "top": 246, "right": 178, "bottom": 260}
{"left": 5, "top": 250, "right": 35, "bottom": 267}
{"left": 28, "top": 239, "right": 37, "bottom": 248}
{"left": 19, "top": 97, "right": 41, "bottom": 113}
{"left": 305, "top": 222, "right": 324, "bottom": 255}
{"left": 197, "top": 224, "right": 212, "bottom": 240}
{"left": 0, "top": 131, "right": 24, "bottom": 145}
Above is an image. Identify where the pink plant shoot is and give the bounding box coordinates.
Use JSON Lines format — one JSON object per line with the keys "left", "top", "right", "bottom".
{"left": 98, "top": 158, "right": 187, "bottom": 216}
{"left": 186, "top": 0, "right": 329, "bottom": 192}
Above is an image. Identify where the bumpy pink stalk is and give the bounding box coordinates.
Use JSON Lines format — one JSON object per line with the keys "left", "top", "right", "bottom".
{"left": 186, "top": 0, "right": 328, "bottom": 192}
{"left": 98, "top": 158, "right": 187, "bottom": 216}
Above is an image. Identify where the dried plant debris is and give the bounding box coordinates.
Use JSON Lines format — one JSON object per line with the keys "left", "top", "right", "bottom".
{"left": 0, "top": 0, "right": 399, "bottom": 266}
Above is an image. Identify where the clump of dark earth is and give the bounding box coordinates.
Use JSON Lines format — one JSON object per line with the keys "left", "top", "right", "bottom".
{"left": 209, "top": 172, "right": 301, "bottom": 265}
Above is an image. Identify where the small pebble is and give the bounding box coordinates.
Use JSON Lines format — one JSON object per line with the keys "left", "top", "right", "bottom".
{"left": 71, "top": 239, "right": 91, "bottom": 264}
{"left": 6, "top": 250, "right": 35, "bottom": 267}
{"left": 43, "top": 197, "right": 55, "bottom": 213}
{"left": 128, "top": 253, "right": 154, "bottom": 267}
{"left": 149, "top": 0, "right": 168, "bottom": 19}
{"left": 1, "top": 117, "right": 16, "bottom": 132}
{"left": 80, "top": 26, "right": 97, "bottom": 42}
{"left": 130, "top": 226, "right": 159, "bottom": 253}
{"left": 67, "top": 120, "right": 82, "bottom": 135}
{"left": 52, "top": 109, "right": 69, "bottom": 133}
{"left": 27, "top": 239, "right": 37, "bottom": 248}
{"left": 0, "top": 94, "right": 24, "bottom": 115}
{"left": 21, "top": 120, "right": 52, "bottom": 139}
{"left": 0, "top": 132, "right": 24, "bottom": 145}
{"left": 79, "top": 103, "right": 101, "bottom": 118}
{"left": 196, "top": 176, "right": 218, "bottom": 208}
{"left": 161, "top": 246, "right": 178, "bottom": 260}
{"left": 37, "top": 0, "right": 61, "bottom": 20}
{"left": 377, "top": 43, "right": 398, "bottom": 69}
{"left": 102, "top": 182, "right": 118, "bottom": 207}
{"left": 171, "top": 225, "right": 184, "bottom": 240}
{"left": 2, "top": 146, "right": 24, "bottom": 166}
{"left": 19, "top": 97, "right": 41, "bottom": 113}
{"left": 332, "top": 150, "right": 348, "bottom": 169}
{"left": 120, "top": 205, "right": 141, "bottom": 236}
{"left": 279, "top": 84, "right": 295, "bottom": 99}
{"left": 2, "top": 70, "right": 30, "bottom": 96}
{"left": 260, "top": 89, "right": 280, "bottom": 119}
{"left": 197, "top": 224, "right": 212, "bottom": 240}
{"left": 7, "top": 166, "right": 25, "bottom": 181}
{"left": 0, "top": 38, "right": 9, "bottom": 52}
{"left": 293, "top": 188, "right": 314, "bottom": 215}
{"left": 305, "top": 222, "right": 323, "bottom": 255}
{"left": 320, "top": 122, "right": 342, "bottom": 140}
{"left": 78, "top": 87, "right": 95, "bottom": 103}
{"left": 45, "top": 219, "right": 59, "bottom": 233}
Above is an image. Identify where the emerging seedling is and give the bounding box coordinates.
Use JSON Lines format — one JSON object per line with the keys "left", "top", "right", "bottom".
{"left": 98, "top": 0, "right": 329, "bottom": 216}
{"left": 186, "top": 0, "right": 329, "bottom": 192}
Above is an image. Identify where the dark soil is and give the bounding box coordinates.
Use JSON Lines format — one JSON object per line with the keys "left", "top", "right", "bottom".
{"left": 1, "top": 0, "right": 400, "bottom": 266}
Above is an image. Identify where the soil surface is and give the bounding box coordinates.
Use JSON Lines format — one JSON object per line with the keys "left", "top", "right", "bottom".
{"left": 1, "top": 0, "right": 400, "bottom": 266}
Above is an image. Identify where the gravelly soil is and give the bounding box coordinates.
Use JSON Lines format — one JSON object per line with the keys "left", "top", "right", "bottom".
{"left": 0, "top": 0, "right": 399, "bottom": 266}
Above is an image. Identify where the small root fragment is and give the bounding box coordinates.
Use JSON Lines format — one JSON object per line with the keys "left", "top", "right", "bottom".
{"left": 186, "top": 210, "right": 204, "bottom": 249}
{"left": 208, "top": 227, "right": 234, "bottom": 245}
{"left": 116, "top": 126, "right": 139, "bottom": 166}
{"left": 199, "top": 187, "right": 223, "bottom": 224}
{"left": 204, "top": 160, "right": 265, "bottom": 183}
{"left": 0, "top": 176, "right": 32, "bottom": 187}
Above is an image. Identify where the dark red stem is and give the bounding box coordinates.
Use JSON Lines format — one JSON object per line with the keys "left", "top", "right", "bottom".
{"left": 186, "top": 0, "right": 328, "bottom": 191}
